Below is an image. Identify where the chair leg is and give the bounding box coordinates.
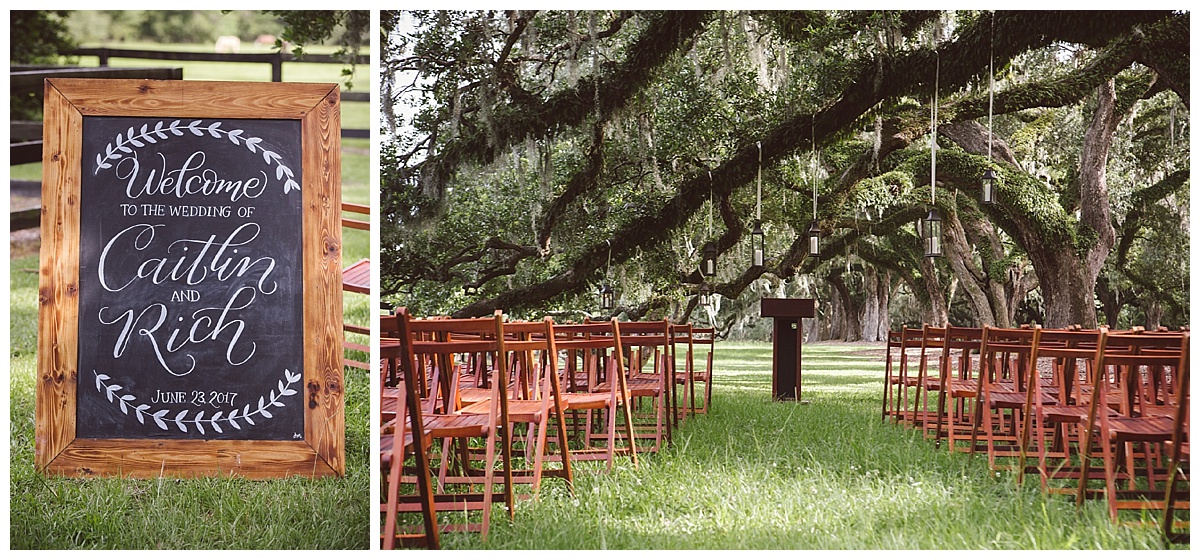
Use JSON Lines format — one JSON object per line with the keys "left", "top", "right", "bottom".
{"left": 480, "top": 428, "right": 497, "bottom": 540}
{"left": 531, "top": 415, "right": 549, "bottom": 495}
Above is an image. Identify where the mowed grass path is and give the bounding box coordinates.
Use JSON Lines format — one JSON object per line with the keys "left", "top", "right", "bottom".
{"left": 438, "top": 342, "right": 1173, "bottom": 549}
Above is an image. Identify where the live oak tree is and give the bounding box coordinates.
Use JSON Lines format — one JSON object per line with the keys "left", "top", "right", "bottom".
{"left": 381, "top": 10, "right": 1188, "bottom": 333}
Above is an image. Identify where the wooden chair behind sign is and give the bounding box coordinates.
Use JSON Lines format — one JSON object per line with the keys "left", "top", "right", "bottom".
{"left": 341, "top": 202, "right": 371, "bottom": 371}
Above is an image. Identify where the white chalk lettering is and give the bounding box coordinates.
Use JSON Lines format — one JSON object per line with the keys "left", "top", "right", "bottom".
{"left": 117, "top": 151, "right": 269, "bottom": 202}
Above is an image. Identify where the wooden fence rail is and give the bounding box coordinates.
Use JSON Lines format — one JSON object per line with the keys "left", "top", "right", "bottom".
{"left": 10, "top": 47, "right": 372, "bottom": 231}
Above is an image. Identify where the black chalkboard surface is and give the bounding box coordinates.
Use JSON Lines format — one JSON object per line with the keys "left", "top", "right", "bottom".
{"left": 76, "top": 116, "right": 304, "bottom": 440}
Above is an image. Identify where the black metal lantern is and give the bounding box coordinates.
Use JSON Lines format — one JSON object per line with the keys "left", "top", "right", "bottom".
{"left": 981, "top": 168, "right": 998, "bottom": 205}
{"left": 701, "top": 241, "right": 717, "bottom": 277}
{"left": 806, "top": 220, "right": 821, "bottom": 257}
{"left": 923, "top": 208, "right": 943, "bottom": 257}
{"left": 600, "top": 282, "right": 615, "bottom": 310}
{"left": 751, "top": 220, "right": 765, "bottom": 267}
{"left": 698, "top": 283, "right": 712, "bottom": 307}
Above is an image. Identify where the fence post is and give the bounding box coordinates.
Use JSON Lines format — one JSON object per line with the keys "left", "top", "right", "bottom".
{"left": 271, "top": 52, "right": 283, "bottom": 82}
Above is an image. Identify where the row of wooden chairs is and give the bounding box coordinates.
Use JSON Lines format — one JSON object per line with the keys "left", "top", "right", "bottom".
{"left": 382, "top": 309, "right": 716, "bottom": 549}
{"left": 882, "top": 324, "right": 1189, "bottom": 544}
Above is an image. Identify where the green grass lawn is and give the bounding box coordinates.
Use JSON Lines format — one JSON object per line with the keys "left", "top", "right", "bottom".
{"left": 421, "top": 342, "right": 1179, "bottom": 549}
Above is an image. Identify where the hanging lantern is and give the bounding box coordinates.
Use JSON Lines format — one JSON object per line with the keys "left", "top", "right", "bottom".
{"left": 923, "top": 208, "right": 943, "bottom": 257}
{"left": 701, "top": 242, "right": 717, "bottom": 277}
{"left": 751, "top": 220, "right": 765, "bottom": 267}
{"left": 599, "top": 282, "right": 615, "bottom": 310}
{"left": 806, "top": 220, "right": 821, "bottom": 257}
{"left": 981, "top": 168, "right": 998, "bottom": 205}
{"left": 699, "top": 283, "right": 712, "bottom": 307}
{"left": 751, "top": 142, "right": 766, "bottom": 269}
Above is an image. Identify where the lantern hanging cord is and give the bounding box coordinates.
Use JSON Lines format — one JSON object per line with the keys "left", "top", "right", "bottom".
{"left": 811, "top": 118, "right": 818, "bottom": 220}
{"left": 708, "top": 170, "right": 713, "bottom": 237}
{"left": 756, "top": 141, "right": 762, "bottom": 220}
{"left": 606, "top": 241, "right": 612, "bottom": 280}
{"left": 930, "top": 50, "right": 939, "bottom": 205}
{"left": 987, "top": 14, "right": 994, "bottom": 163}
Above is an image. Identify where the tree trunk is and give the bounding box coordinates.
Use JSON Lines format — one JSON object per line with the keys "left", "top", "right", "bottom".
{"left": 944, "top": 208, "right": 998, "bottom": 326}
{"left": 828, "top": 273, "right": 862, "bottom": 341}
{"left": 860, "top": 265, "right": 882, "bottom": 341}
{"left": 878, "top": 269, "right": 892, "bottom": 337}
{"left": 1095, "top": 280, "right": 1126, "bottom": 328}
{"left": 918, "top": 257, "right": 948, "bottom": 327}
{"left": 1024, "top": 251, "right": 1095, "bottom": 328}
{"left": 1145, "top": 300, "right": 1163, "bottom": 330}
{"left": 1032, "top": 80, "right": 1121, "bottom": 329}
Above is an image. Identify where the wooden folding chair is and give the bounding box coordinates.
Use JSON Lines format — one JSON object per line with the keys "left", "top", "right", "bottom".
{"left": 891, "top": 327, "right": 925, "bottom": 426}
{"left": 909, "top": 325, "right": 947, "bottom": 437}
{"left": 1016, "top": 327, "right": 1099, "bottom": 491}
{"left": 340, "top": 202, "right": 370, "bottom": 371}
{"left": 613, "top": 320, "right": 674, "bottom": 452}
{"left": 933, "top": 326, "right": 984, "bottom": 451}
{"left": 386, "top": 309, "right": 513, "bottom": 539}
{"left": 881, "top": 330, "right": 902, "bottom": 422}
{"left": 381, "top": 344, "right": 438, "bottom": 549}
{"left": 671, "top": 323, "right": 697, "bottom": 422}
{"left": 457, "top": 317, "right": 573, "bottom": 495}
{"left": 1076, "top": 329, "right": 1188, "bottom": 523}
{"left": 553, "top": 321, "right": 639, "bottom": 471}
{"left": 969, "top": 326, "right": 1045, "bottom": 470}
{"left": 691, "top": 326, "right": 716, "bottom": 414}
{"left": 1161, "top": 359, "right": 1189, "bottom": 545}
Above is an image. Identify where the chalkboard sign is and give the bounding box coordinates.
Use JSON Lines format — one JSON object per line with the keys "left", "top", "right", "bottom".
{"left": 37, "top": 79, "right": 344, "bottom": 478}
{"left": 77, "top": 116, "right": 305, "bottom": 441}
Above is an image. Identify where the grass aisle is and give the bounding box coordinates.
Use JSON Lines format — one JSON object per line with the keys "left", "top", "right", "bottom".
{"left": 441, "top": 343, "right": 1172, "bottom": 549}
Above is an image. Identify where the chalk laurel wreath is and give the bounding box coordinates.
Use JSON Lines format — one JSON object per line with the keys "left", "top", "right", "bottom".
{"left": 93, "top": 369, "right": 302, "bottom": 434}
{"left": 93, "top": 120, "right": 300, "bottom": 194}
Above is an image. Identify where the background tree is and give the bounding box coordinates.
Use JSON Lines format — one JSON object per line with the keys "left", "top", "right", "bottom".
{"left": 381, "top": 10, "right": 1188, "bottom": 335}
{"left": 10, "top": 11, "right": 77, "bottom": 119}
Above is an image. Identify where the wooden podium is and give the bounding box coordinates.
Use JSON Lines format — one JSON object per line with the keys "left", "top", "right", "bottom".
{"left": 760, "top": 298, "right": 816, "bottom": 401}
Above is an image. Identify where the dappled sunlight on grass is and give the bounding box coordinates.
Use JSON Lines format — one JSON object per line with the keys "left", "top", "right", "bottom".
{"left": 443, "top": 340, "right": 1174, "bottom": 549}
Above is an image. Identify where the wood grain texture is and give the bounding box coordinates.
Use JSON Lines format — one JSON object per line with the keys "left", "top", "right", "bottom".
{"left": 36, "top": 79, "right": 346, "bottom": 478}
{"left": 47, "top": 78, "right": 335, "bottom": 119}
{"left": 302, "top": 86, "right": 346, "bottom": 476}
{"left": 36, "top": 80, "right": 84, "bottom": 470}
{"left": 44, "top": 440, "right": 338, "bottom": 478}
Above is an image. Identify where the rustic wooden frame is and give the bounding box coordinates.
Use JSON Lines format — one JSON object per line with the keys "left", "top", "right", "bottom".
{"left": 36, "top": 78, "right": 344, "bottom": 478}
